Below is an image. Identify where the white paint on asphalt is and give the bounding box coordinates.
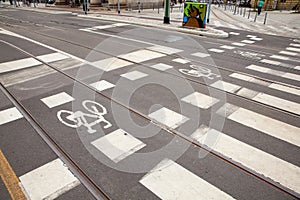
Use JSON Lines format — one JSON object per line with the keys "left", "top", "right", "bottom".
{"left": 120, "top": 71, "right": 148, "bottom": 81}
{"left": 90, "top": 80, "right": 115, "bottom": 91}
{"left": 269, "top": 55, "right": 289, "bottom": 61}
{"left": 249, "top": 37, "right": 263, "bottom": 41}
{"left": 19, "top": 159, "right": 80, "bottom": 200}
{"left": 172, "top": 58, "right": 190, "bottom": 64}
{"left": 253, "top": 93, "right": 300, "bottom": 115}
{"left": 232, "top": 42, "right": 246, "bottom": 47}
{"left": 286, "top": 47, "right": 300, "bottom": 53}
{"left": 220, "top": 45, "right": 235, "bottom": 50}
{"left": 281, "top": 73, "right": 300, "bottom": 82}
{"left": 208, "top": 48, "right": 225, "bottom": 53}
{"left": 241, "top": 40, "right": 255, "bottom": 44}
{"left": 140, "top": 159, "right": 235, "bottom": 200}
{"left": 295, "top": 66, "right": 300, "bottom": 70}
{"left": 148, "top": 107, "right": 189, "bottom": 129}
{"left": 260, "top": 59, "right": 281, "bottom": 66}
{"left": 228, "top": 107, "right": 300, "bottom": 147}
{"left": 192, "top": 52, "right": 211, "bottom": 58}
{"left": 37, "top": 52, "right": 69, "bottom": 63}
{"left": 210, "top": 80, "right": 241, "bottom": 93}
{"left": 290, "top": 43, "right": 300, "bottom": 48}
{"left": 192, "top": 125, "right": 300, "bottom": 195}
{"left": 0, "top": 58, "right": 41, "bottom": 74}
{"left": 147, "top": 45, "right": 183, "bottom": 55}
{"left": 92, "top": 57, "right": 132, "bottom": 72}
{"left": 93, "top": 23, "right": 128, "bottom": 30}
{"left": 91, "top": 129, "right": 146, "bottom": 163}
{"left": 181, "top": 92, "right": 219, "bottom": 109}
{"left": 41, "top": 92, "right": 74, "bottom": 108}
{"left": 279, "top": 51, "right": 298, "bottom": 56}
{"left": 0, "top": 107, "right": 23, "bottom": 125}
{"left": 119, "top": 49, "right": 165, "bottom": 63}
{"left": 269, "top": 83, "right": 300, "bottom": 96}
{"left": 229, "top": 32, "right": 240, "bottom": 35}
{"left": 149, "top": 63, "right": 173, "bottom": 71}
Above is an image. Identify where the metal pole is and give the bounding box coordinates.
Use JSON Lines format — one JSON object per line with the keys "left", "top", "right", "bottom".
{"left": 263, "top": 12, "right": 267, "bottom": 24}
{"left": 248, "top": 8, "right": 251, "bottom": 18}
{"left": 207, "top": 0, "right": 212, "bottom": 23}
{"left": 138, "top": 0, "right": 141, "bottom": 13}
{"left": 118, "top": 0, "right": 120, "bottom": 14}
{"left": 164, "top": 0, "right": 170, "bottom": 24}
{"left": 254, "top": 12, "right": 257, "bottom": 22}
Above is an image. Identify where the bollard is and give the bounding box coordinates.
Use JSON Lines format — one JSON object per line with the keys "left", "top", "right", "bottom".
{"left": 171, "top": 5, "right": 173, "bottom": 13}
{"left": 153, "top": 3, "right": 154, "bottom": 10}
{"left": 158, "top": 4, "right": 159, "bottom": 14}
{"left": 243, "top": 8, "right": 246, "bottom": 17}
{"left": 248, "top": 9, "right": 250, "bottom": 19}
{"left": 225, "top": 5, "right": 226, "bottom": 10}
{"left": 263, "top": 12, "right": 267, "bottom": 24}
{"left": 234, "top": 6, "right": 237, "bottom": 14}
{"left": 254, "top": 12, "right": 257, "bottom": 22}
{"left": 240, "top": 7, "right": 242, "bottom": 15}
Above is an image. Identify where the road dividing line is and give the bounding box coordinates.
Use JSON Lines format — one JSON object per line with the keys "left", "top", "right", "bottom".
{"left": 279, "top": 51, "right": 298, "bottom": 56}
{"left": 119, "top": 49, "right": 165, "bottom": 63}
{"left": 286, "top": 47, "right": 300, "bottom": 53}
{"left": 241, "top": 40, "right": 255, "bottom": 44}
{"left": 192, "top": 52, "right": 211, "bottom": 58}
{"left": 232, "top": 42, "right": 246, "bottom": 47}
{"left": 91, "top": 129, "right": 146, "bottom": 163}
{"left": 208, "top": 48, "right": 225, "bottom": 53}
{"left": 149, "top": 63, "right": 173, "bottom": 71}
{"left": 220, "top": 45, "right": 236, "bottom": 50}
{"left": 226, "top": 106, "right": 300, "bottom": 147}
{"left": 0, "top": 58, "right": 41, "bottom": 74}
{"left": 148, "top": 107, "right": 189, "bottom": 129}
{"left": 260, "top": 59, "right": 281, "bottom": 66}
{"left": 0, "top": 150, "right": 27, "bottom": 200}
{"left": 290, "top": 43, "right": 300, "bottom": 48}
{"left": 246, "top": 64, "right": 300, "bottom": 82}
{"left": 139, "top": 159, "right": 235, "bottom": 200}
{"left": 37, "top": 52, "right": 70, "bottom": 63}
{"left": 191, "top": 125, "right": 300, "bottom": 195}
{"left": 19, "top": 159, "right": 80, "bottom": 200}
{"left": 90, "top": 80, "right": 115, "bottom": 92}
{"left": 181, "top": 92, "right": 219, "bottom": 109}
{"left": 147, "top": 45, "right": 183, "bottom": 55}
{"left": 268, "top": 83, "right": 300, "bottom": 96}
{"left": 172, "top": 58, "right": 190, "bottom": 64}
{"left": 92, "top": 57, "right": 132, "bottom": 72}
{"left": 120, "top": 71, "right": 148, "bottom": 81}
{"left": 41, "top": 92, "right": 74, "bottom": 108}
{"left": 210, "top": 80, "right": 241, "bottom": 93}
{"left": 270, "top": 55, "right": 289, "bottom": 61}
{"left": 0, "top": 107, "right": 23, "bottom": 125}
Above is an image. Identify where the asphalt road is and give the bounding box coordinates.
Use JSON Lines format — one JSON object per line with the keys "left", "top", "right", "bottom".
{"left": 0, "top": 7, "right": 299, "bottom": 200}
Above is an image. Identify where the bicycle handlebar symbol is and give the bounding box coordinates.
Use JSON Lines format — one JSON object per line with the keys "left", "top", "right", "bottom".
{"left": 179, "top": 65, "right": 221, "bottom": 80}
{"left": 57, "top": 100, "right": 112, "bottom": 134}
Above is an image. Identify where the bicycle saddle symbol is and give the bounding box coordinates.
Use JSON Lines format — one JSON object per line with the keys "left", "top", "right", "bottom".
{"left": 57, "top": 100, "right": 112, "bottom": 134}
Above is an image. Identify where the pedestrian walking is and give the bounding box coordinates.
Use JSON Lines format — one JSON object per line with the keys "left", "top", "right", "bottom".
{"left": 257, "top": 0, "right": 264, "bottom": 15}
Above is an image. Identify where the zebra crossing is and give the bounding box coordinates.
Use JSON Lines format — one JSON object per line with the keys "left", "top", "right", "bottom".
{"left": 0, "top": 30, "right": 300, "bottom": 199}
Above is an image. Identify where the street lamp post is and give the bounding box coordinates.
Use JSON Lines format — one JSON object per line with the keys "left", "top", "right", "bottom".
{"left": 164, "top": 0, "right": 170, "bottom": 24}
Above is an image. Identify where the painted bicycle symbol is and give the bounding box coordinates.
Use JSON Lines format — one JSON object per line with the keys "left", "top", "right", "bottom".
{"left": 179, "top": 65, "right": 221, "bottom": 80}
{"left": 57, "top": 100, "right": 112, "bottom": 134}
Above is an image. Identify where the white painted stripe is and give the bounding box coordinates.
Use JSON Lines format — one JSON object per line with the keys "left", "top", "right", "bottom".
{"left": 92, "top": 57, "right": 132, "bottom": 72}
{"left": 269, "top": 83, "right": 300, "bottom": 96}
{"left": 241, "top": 40, "right": 255, "bottom": 44}
{"left": 37, "top": 52, "right": 69, "bottom": 63}
{"left": 192, "top": 52, "right": 210, "bottom": 58}
{"left": 120, "top": 71, "right": 148, "bottom": 81}
{"left": 192, "top": 125, "right": 300, "bottom": 195}
{"left": 91, "top": 129, "right": 146, "bottom": 163}
{"left": 230, "top": 72, "right": 300, "bottom": 96}
{"left": 147, "top": 45, "right": 183, "bottom": 55}
{"left": 93, "top": 24, "right": 116, "bottom": 29}
{"left": 260, "top": 59, "right": 281, "bottom": 66}
{"left": 140, "top": 159, "right": 235, "bottom": 200}
{"left": 232, "top": 42, "right": 246, "bottom": 46}
{"left": 148, "top": 107, "right": 189, "bottom": 129}
{"left": 246, "top": 35, "right": 257, "bottom": 38}
{"left": 290, "top": 43, "right": 300, "bottom": 48}
{"left": 279, "top": 51, "right": 298, "bottom": 56}
{"left": 269, "top": 55, "right": 289, "bottom": 61}
{"left": 253, "top": 93, "right": 300, "bottom": 115}
{"left": 172, "top": 58, "right": 190, "bottom": 64}
{"left": 119, "top": 49, "right": 165, "bottom": 63}
{"left": 181, "top": 92, "right": 219, "bottom": 109}
{"left": 220, "top": 45, "right": 235, "bottom": 50}
{"left": 0, "top": 58, "right": 41, "bottom": 74}
{"left": 0, "top": 107, "right": 23, "bottom": 125}
{"left": 229, "top": 32, "right": 240, "bottom": 35}
{"left": 19, "top": 159, "right": 80, "bottom": 200}
{"left": 228, "top": 107, "right": 300, "bottom": 147}
{"left": 90, "top": 80, "right": 115, "bottom": 91}
{"left": 249, "top": 37, "right": 263, "bottom": 41}
{"left": 246, "top": 64, "right": 300, "bottom": 81}
{"left": 286, "top": 47, "right": 300, "bottom": 53}
{"left": 208, "top": 48, "right": 224, "bottom": 53}
{"left": 210, "top": 80, "right": 241, "bottom": 93}
{"left": 41, "top": 92, "right": 74, "bottom": 108}
{"left": 214, "top": 20, "right": 222, "bottom": 26}
{"left": 295, "top": 66, "right": 300, "bottom": 70}
{"left": 149, "top": 63, "right": 173, "bottom": 71}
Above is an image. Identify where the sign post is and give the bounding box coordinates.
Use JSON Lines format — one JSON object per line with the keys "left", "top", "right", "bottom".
{"left": 164, "top": 0, "right": 170, "bottom": 24}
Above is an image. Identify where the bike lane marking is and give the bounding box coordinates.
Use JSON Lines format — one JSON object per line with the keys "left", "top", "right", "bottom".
{"left": 41, "top": 92, "right": 75, "bottom": 108}
{"left": 0, "top": 150, "right": 27, "bottom": 200}
{"left": 0, "top": 107, "right": 23, "bottom": 125}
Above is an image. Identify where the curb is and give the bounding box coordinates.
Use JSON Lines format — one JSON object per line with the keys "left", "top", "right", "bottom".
{"left": 78, "top": 14, "right": 229, "bottom": 38}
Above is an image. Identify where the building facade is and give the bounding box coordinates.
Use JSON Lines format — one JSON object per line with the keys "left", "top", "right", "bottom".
{"left": 250, "top": 0, "right": 300, "bottom": 10}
